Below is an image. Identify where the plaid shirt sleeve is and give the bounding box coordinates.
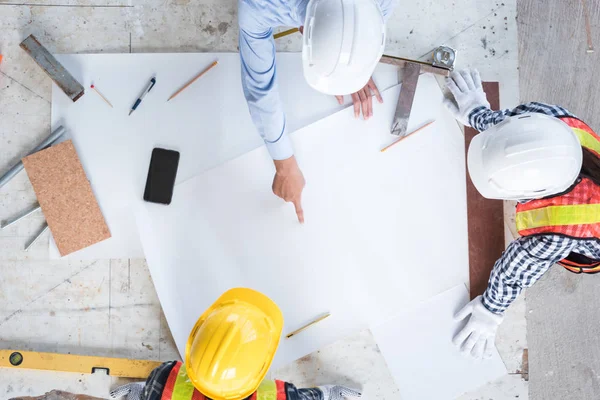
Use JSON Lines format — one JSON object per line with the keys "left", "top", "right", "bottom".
{"left": 468, "top": 102, "right": 576, "bottom": 132}
{"left": 482, "top": 235, "right": 579, "bottom": 314}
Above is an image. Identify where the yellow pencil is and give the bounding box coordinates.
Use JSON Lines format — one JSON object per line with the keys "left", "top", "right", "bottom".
{"left": 380, "top": 120, "right": 435, "bottom": 153}
{"left": 167, "top": 60, "right": 218, "bottom": 102}
{"left": 286, "top": 313, "right": 331, "bottom": 339}
{"left": 90, "top": 84, "right": 113, "bottom": 108}
{"left": 274, "top": 28, "right": 300, "bottom": 40}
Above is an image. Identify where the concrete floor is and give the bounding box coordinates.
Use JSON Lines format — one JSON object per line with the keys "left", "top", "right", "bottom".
{"left": 518, "top": 1, "right": 600, "bottom": 399}
{"left": 0, "top": 0, "right": 525, "bottom": 398}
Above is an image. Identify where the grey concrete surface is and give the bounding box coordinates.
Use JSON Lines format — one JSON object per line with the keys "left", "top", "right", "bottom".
{"left": 518, "top": 1, "right": 600, "bottom": 399}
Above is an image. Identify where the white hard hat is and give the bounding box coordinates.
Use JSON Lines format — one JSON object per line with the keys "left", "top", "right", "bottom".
{"left": 302, "top": 0, "right": 386, "bottom": 95}
{"left": 467, "top": 113, "right": 582, "bottom": 200}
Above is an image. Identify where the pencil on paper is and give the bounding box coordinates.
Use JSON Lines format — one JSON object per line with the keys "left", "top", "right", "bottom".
{"left": 167, "top": 60, "right": 218, "bottom": 102}
{"left": 286, "top": 313, "right": 331, "bottom": 339}
{"left": 274, "top": 28, "right": 299, "bottom": 39}
{"left": 380, "top": 120, "right": 436, "bottom": 153}
{"left": 90, "top": 84, "right": 113, "bottom": 108}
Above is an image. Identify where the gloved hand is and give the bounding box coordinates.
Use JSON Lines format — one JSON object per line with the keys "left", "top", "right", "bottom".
{"left": 443, "top": 69, "right": 490, "bottom": 126}
{"left": 109, "top": 382, "right": 145, "bottom": 400}
{"left": 453, "top": 295, "right": 503, "bottom": 359}
{"left": 319, "top": 385, "right": 362, "bottom": 400}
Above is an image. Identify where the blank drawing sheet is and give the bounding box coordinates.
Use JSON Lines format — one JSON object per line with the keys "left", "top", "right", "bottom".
{"left": 49, "top": 53, "right": 398, "bottom": 259}
{"left": 371, "top": 285, "right": 507, "bottom": 400}
{"left": 135, "top": 74, "right": 470, "bottom": 369}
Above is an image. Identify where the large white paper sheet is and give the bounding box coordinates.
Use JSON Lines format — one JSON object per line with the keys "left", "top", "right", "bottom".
{"left": 371, "top": 285, "right": 507, "bottom": 400}
{"left": 135, "top": 74, "right": 470, "bottom": 368}
{"left": 49, "top": 53, "right": 398, "bottom": 259}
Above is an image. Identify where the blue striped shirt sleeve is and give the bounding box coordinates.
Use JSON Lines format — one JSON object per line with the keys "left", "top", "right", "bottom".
{"left": 238, "top": 0, "right": 293, "bottom": 160}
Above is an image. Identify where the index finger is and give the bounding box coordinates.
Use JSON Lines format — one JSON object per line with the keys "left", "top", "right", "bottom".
{"left": 293, "top": 197, "right": 304, "bottom": 224}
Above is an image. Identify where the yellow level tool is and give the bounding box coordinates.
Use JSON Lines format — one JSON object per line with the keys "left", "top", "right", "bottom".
{"left": 0, "top": 350, "right": 162, "bottom": 379}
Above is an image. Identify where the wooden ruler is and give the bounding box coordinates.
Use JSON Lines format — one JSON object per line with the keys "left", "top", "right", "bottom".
{"left": 0, "top": 350, "right": 162, "bottom": 378}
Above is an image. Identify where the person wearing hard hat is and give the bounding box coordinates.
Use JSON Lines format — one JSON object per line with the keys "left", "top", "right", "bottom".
{"left": 238, "top": 0, "right": 395, "bottom": 223}
{"left": 110, "top": 288, "right": 361, "bottom": 400}
{"left": 444, "top": 68, "right": 600, "bottom": 359}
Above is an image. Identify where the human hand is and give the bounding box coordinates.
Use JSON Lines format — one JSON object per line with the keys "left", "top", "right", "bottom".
{"left": 110, "top": 382, "right": 145, "bottom": 400}
{"left": 335, "top": 77, "right": 383, "bottom": 120}
{"left": 273, "top": 156, "right": 306, "bottom": 223}
{"left": 319, "top": 385, "right": 362, "bottom": 400}
{"left": 443, "top": 69, "right": 490, "bottom": 126}
{"left": 453, "top": 295, "right": 503, "bottom": 359}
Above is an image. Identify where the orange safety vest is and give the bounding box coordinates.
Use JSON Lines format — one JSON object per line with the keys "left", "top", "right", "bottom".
{"left": 515, "top": 116, "right": 600, "bottom": 274}
{"left": 161, "top": 361, "right": 287, "bottom": 400}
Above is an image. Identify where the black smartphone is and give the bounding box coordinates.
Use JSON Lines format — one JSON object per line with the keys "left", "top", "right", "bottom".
{"left": 143, "top": 148, "right": 180, "bottom": 205}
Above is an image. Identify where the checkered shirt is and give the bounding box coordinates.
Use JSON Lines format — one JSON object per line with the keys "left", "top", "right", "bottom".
{"left": 468, "top": 103, "right": 600, "bottom": 314}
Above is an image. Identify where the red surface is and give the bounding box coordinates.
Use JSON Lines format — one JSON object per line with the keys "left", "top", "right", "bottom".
{"left": 465, "top": 82, "right": 504, "bottom": 299}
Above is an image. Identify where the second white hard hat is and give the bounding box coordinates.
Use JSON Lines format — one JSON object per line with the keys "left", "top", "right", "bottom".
{"left": 467, "top": 113, "right": 582, "bottom": 200}
{"left": 302, "top": 0, "right": 386, "bottom": 95}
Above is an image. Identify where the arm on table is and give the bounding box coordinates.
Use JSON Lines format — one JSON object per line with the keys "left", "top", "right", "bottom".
{"left": 454, "top": 235, "right": 576, "bottom": 358}
{"left": 482, "top": 235, "right": 577, "bottom": 314}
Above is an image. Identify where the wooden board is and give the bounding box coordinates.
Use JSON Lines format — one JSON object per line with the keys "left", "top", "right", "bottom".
{"left": 22, "top": 140, "right": 110, "bottom": 256}
{"left": 465, "top": 82, "right": 504, "bottom": 299}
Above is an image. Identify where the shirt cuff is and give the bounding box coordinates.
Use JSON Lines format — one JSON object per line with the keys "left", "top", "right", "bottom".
{"left": 481, "top": 290, "right": 506, "bottom": 315}
{"left": 265, "top": 131, "right": 294, "bottom": 160}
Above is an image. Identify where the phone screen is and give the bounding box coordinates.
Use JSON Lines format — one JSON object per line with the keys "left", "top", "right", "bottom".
{"left": 143, "top": 148, "right": 180, "bottom": 205}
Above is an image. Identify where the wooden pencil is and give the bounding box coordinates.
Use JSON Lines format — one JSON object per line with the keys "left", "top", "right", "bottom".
{"left": 286, "top": 313, "right": 331, "bottom": 339}
{"left": 167, "top": 60, "right": 218, "bottom": 102}
{"left": 274, "top": 28, "right": 299, "bottom": 40}
{"left": 380, "top": 120, "right": 435, "bottom": 153}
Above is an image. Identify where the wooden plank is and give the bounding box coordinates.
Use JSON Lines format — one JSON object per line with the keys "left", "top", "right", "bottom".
{"left": 519, "top": 1, "right": 600, "bottom": 398}
{"left": 22, "top": 140, "right": 110, "bottom": 256}
{"left": 465, "top": 82, "right": 503, "bottom": 299}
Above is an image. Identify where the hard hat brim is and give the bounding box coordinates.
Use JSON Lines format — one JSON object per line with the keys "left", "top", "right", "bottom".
{"left": 185, "top": 288, "right": 283, "bottom": 400}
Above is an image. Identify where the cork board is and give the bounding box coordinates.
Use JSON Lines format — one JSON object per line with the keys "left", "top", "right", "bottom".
{"left": 22, "top": 140, "right": 110, "bottom": 256}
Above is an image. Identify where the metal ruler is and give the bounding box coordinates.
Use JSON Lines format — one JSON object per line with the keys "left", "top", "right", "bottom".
{"left": 0, "top": 350, "right": 162, "bottom": 378}
{"left": 20, "top": 35, "right": 85, "bottom": 102}
{"left": 380, "top": 46, "right": 456, "bottom": 137}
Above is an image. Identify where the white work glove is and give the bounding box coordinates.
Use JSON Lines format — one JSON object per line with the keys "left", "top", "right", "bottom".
{"left": 443, "top": 69, "right": 490, "bottom": 126}
{"left": 453, "top": 295, "right": 503, "bottom": 359}
{"left": 110, "top": 382, "right": 145, "bottom": 400}
{"left": 319, "top": 385, "right": 362, "bottom": 400}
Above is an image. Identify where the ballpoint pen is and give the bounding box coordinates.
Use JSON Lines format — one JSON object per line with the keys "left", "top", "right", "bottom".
{"left": 129, "top": 77, "right": 156, "bottom": 116}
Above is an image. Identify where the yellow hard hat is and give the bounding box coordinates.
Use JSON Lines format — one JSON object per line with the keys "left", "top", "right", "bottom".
{"left": 185, "top": 288, "right": 283, "bottom": 400}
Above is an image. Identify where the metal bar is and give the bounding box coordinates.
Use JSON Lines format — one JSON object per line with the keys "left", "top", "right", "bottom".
{"left": 391, "top": 62, "right": 421, "bottom": 136}
{"left": 0, "top": 349, "right": 162, "bottom": 378}
{"left": 0, "top": 204, "right": 41, "bottom": 229}
{"left": 20, "top": 35, "right": 85, "bottom": 102}
{"left": 0, "top": 125, "right": 65, "bottom": 189}
{"left": 380, "top": 55, "right": 451, "bottom": 77}
{"left": 24, "top": 223, "right": 49, "bottom": 251}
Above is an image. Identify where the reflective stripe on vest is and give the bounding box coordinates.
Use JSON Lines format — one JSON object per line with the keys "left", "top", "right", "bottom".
{"left": 516, "top": 117, "right": 600, "bottom": 273}
{"left": 161, "top": 361, "right": 286, "bottom": 400}
{"left": 560, "top": 117, "right": 600, "bottom": 158}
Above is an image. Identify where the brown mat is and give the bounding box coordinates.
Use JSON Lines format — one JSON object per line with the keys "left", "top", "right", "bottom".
{"left": 23, "top": 140, "right": 110, "bottom": 256}
{"left": 464, "top": 82, "right": 504, "bottom": 299}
